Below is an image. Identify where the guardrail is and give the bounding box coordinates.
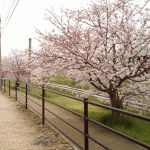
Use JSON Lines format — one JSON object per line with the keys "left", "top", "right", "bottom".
{"left": 1, "top": 79, "right": 150, "bottom": 150}
{"left": 46, "top": 83, "right": 109, "bottom": 99}
{"left": 46, "top": 83, "right": 150, "bottom": 113}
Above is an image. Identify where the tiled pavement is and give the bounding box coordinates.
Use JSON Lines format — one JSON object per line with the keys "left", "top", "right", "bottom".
{"left": 0, "top": 91, "right": 73, "bottom": 150}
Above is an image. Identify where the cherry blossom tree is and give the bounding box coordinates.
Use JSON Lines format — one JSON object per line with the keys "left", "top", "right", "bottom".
{"left": 31, "top": 65, "right": 51, "bottom": 87}
{"left": 27, "top": 44, "right": 53, "bottom": 87}
{"left": 36, "top": 0, "right": 150, "bottom": 117}
{"left": 2, "top": 56, "right": 9, "bottom": 79}
{"left": 1, "top": 56, "right": 10, "bottom": 86}
{"left": 6, "top": 49, "right": 28, "bottom": 87}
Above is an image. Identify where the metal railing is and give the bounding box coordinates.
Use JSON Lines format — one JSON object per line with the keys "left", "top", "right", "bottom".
{"left": 3, "top": 78, "right": 150, "bottom": 112}
{"left": 1, "top": 79, "right": 150, "bottom": 150}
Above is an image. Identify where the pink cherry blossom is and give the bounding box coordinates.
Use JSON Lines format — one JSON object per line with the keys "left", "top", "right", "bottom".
{"left": 34, "top": 0, "right": 150, "bottom": 117}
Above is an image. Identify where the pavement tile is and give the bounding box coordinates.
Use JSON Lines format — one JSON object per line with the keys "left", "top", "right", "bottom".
{"left": 0, "top": 92, "right": 73, "bottom": 150}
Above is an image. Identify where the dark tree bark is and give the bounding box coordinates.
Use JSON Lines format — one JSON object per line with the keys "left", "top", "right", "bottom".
{"left": 109, "top": 89, "right": 123, "bottom": 117}
{"left": 16, "top": 78, "right": 20, "bottom": 87}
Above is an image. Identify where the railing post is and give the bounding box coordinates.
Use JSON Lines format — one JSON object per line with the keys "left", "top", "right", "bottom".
{"left": 15, "top": 81, "right": 17, "bottom": 101}
{"left": 9, "top": 80, "right": 10, "bottom": 96}
{"left": 4, "top": 79, "right": 5, "bottom": 92}
{"left": 42, "top": 85, "right": 45, "bottom": 125}
{"left": 26, "top": 83, "right": 28, "bottom": 110}
{"left": 84, "top": 97, "right": 89, "bottom": 150}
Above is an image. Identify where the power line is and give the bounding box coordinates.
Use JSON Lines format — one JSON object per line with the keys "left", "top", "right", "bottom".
{"left": 2, "top": 0, "right": 20, "bottom": 34}
{"left": 2, "top": 0, "right": 17, "bottom": 34}
{"left": 0, "top": 0, "right": 6, "bottom": 15}
{"left": 3, "top": 0, "right": 14, "bottom": 24}
{"left": 1, "top": 0, "right": 14, "bottom": 31}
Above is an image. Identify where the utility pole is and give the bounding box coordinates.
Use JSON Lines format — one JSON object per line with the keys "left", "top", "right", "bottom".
{"left": 28, "top": 38, "right": 31, "bottom": 91}
{"left": 0, "top": 16, "right": 2, "bottom": 88}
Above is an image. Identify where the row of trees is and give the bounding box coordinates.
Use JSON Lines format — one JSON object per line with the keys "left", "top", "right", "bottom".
{"left": 2, "top": 50, "right": 28, "bottom": 86}
{"left": 2, "top": 46, "right": 54, "bottom": 88}
{"left": 2, "top": 0, "right": 150, "bottom": 117}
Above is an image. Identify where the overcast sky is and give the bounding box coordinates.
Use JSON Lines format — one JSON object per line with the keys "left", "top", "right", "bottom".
{"left": 0, "top": 0, "right": 149, "bottom": 56}
{"left": 0, "top": 0, "right": 91, "bottom": 56}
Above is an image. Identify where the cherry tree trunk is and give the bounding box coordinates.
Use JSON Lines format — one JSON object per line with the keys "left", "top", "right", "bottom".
{"left": 109, "top": 90, "right": 123, "bottom": 117}
{"left": 16, "top": 79, "right": 20, "bottom": 87}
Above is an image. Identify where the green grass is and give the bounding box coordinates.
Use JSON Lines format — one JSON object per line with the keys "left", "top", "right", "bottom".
{"left": 99, "top": 114, "right": 150, "bottom": 144}
{"left": 120, "top": 81, "right": 130, "bottom": 88}
{"left": 49, "top": 75, "right": 89, "bottom": 89}
{"left": 2, "top": 80, "right": 150, "bottom": 145}
{"left": 49, "top": 75, "right": 79, "bottom": 87}
{"left": 49, "top": 75, "right": 130, "bottom": 90}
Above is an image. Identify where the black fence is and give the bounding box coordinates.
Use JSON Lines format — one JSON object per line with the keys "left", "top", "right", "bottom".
{"left": 1, "top": 79, "right": 150, "bottom": 150}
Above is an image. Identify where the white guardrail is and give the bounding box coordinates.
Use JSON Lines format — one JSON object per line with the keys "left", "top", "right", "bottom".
{"left": 46, "top": 83, "right": 150, "bottom": 113}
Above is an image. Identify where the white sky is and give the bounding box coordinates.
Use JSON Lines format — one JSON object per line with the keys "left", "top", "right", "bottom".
{"left": 0, "top": 0, "right": 91, "bottom": 56}
{"left": 0, "top": 0, "right": 149, "bottom": 56}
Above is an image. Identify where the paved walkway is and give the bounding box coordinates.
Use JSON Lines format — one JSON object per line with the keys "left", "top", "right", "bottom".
{"left": 0, "top": 91, "right": 73, "bottom": 150}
